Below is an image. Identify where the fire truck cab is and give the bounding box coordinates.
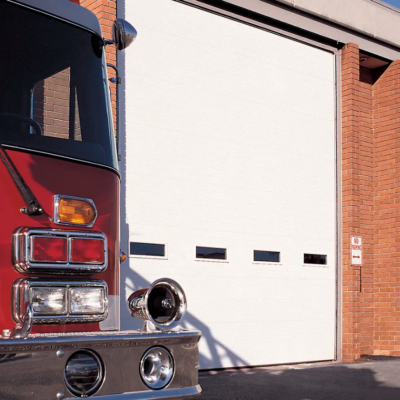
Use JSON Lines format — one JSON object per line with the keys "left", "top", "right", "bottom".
{"left": 0, "top": 0, "right": 201, "bottom": 398}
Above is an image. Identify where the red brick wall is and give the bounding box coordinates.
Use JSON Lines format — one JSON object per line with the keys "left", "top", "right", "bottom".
{"left": 342, "top": 43, "right": 400, "bottom": 361}
{"left": 372, "top": 60, "right": 400, "bottom": 357}
{"left": 341, "top": 43, "right": 374, "bottom": 361}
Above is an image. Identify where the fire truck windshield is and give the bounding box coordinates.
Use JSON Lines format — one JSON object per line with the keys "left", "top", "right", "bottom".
{"left": 0, "top": 2, "right": 118, "bottom": 171}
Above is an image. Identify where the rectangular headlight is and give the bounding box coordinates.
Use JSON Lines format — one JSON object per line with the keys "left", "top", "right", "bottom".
{"left": 13, "top": 279, "right": 108, "bottom": 324}
{"left": 70, "top": 287, "right": 105, "bottom": 315}
{"left": 30, "top": 287, "right": 67, "bottom": 315}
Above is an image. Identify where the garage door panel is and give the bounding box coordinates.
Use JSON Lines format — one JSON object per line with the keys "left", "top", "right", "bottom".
{"left": 124, "top": 0, "right": 337, "bottom": 368}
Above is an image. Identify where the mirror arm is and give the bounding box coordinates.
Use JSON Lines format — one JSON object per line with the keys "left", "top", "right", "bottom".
{"left": 103, "top": 38, "right": 115, "bottom": 46}
{"left": 107, "top": 63, "right": 121, "bottom": 161}
{"left": 107, "top": 64, "right": 121, "bottom": 84}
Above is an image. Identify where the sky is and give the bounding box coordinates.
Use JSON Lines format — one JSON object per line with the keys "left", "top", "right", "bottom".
{"left": 380, "top": 0, "right": 400, "bottom": 9}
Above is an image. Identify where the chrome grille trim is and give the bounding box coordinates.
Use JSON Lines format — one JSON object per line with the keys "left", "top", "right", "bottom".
{"left": 13, "top": 228, "right": 107, "bottom": 274}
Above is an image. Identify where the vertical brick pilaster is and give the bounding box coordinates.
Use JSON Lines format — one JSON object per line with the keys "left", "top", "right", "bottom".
{"left": 342, "top": 43, "right": 362, "bottom": 362}
{"left": 342, "top": 43, "right": 400, "bottom": 360}
{"left": 341, "top": 43, "right": 375, "bottom": 361}
{"left": 372, "top": 61, "right": 400, "bottom": 356}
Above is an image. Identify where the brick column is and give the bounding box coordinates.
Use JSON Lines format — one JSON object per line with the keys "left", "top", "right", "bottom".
{"left": 342, "top": 44, "right": 400, "bottom": 360}
{"left": 341, "top": 43, "right": 375, "bottom": 361}
{"left": 342, "top": 43, "right": 362, "bottom": 362}
{"left": 372, "top": 60, "right": 400, "bottom": 356}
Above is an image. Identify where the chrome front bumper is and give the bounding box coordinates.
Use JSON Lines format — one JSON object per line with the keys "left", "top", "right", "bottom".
{"left": 0, "top": 329, "right": 201, "bottom": 400}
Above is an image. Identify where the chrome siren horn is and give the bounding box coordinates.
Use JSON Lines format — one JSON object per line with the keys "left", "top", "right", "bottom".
{"left": 128, "top": 278, "right": 187, "bottom": 331}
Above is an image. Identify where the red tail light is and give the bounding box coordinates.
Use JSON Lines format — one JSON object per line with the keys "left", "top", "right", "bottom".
{"left": 31, "top": 236, "right": 68, "bottom": 262}
{"left": 14, "top": 228, "right": 107, "bottom": 274}
{"left": 70, "top": 238, "right": 105, "bottom": 264}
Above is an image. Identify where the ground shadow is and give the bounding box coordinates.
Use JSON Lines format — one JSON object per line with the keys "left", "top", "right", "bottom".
{"left": 199, "top": 362, "right": 400, "bottom": 400}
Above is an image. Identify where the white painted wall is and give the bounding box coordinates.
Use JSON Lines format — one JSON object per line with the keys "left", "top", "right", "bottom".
{"left": 121, "top": 0, "right": 337, "bottom": 369}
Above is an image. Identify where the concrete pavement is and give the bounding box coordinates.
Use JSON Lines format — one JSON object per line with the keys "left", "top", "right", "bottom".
{"left": 199, "top": 359, "right": 400, "bottom": 399}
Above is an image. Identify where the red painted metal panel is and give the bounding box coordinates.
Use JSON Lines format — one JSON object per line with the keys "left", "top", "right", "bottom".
{"left": 0, "top": 149, "right": 119, "bottom": 334}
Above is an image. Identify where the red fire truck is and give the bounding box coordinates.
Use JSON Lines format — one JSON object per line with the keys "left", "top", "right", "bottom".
{"left": 0, "top": 0, "right": 201, "bottom": 398}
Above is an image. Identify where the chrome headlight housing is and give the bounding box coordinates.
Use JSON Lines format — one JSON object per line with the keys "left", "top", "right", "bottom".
{"left": 13, "top": 279, "right": 108, "bottom": 324}
{"left": 140, "top": 347, "right": 174, "bottom": 389}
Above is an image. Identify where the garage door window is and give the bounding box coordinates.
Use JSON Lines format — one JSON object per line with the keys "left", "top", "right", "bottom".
{"left": 254, "top": 250, "right": 280, "bottom": 263}
{"left": 196, "top": 246, "right": 226, "bottom": 260}
{"left": 304, "top": 254, "right": 327, "bottom": 265}
{"left": 130, "top": 242, "right": 165, "bottom": 258}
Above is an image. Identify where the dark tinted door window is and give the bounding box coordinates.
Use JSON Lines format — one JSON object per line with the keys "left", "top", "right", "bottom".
{"left": 304, "top": 254, "right": 327, "bottom": 265}
{"left": 254, "top": 250, "right": 280, "bottom": 262}
{"left": 196, "top": 247, "right": 226, "bottom": 260}
{"left": 130, "top": 243, "right": 165, "bottom": 257}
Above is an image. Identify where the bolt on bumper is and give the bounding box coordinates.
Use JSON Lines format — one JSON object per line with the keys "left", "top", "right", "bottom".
{"left": 0, "top": 329, "right": 201, "bottom": 400}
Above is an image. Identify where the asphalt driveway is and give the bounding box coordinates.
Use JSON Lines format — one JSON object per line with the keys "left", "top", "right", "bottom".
{"left": 199, "top": 358, "right": 400, "bottom": 400}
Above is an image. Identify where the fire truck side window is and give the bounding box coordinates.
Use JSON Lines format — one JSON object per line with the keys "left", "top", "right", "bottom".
{"left": 0, "top": 2, "right": 117, "bottom": 170}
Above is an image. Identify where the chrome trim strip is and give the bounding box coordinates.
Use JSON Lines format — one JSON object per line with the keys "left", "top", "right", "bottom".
{"left": 67, "top": 385, "right": 202, "bottom": 399}
{"left": 10, "top": 302, "right": 33, "bottom": 340}
{"left": 0, "top": 144, "right": 120, "bottom": 178}
{"left": 0, "top": 329, "right": 201, "bottom": 348}
{"left": 13, "top": 228, "right": 107, "bottom": 274}
{"left": 12, "top": 279, "right": 109, "bottom": 324}
{"left": 54, "top": 194, "right": 98, "bottom": 228}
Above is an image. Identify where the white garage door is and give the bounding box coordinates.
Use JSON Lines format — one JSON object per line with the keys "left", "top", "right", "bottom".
{"left": 122, "top": 0, "right": 337, "bottom": 369}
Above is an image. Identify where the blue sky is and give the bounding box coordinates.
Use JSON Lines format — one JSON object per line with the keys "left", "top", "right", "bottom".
{"left": 380, "top": 0, "right": 400, "bottom": 8}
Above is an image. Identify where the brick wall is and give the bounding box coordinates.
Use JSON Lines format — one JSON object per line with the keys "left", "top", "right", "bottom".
{"left": 342, "top": 43, "right": 400, "bottom": 360}
{"left": 372, "top": 60, "right": 400, "bottom": 357}
{"left": 341, "top": 43, "right": 374, "bottom": 361}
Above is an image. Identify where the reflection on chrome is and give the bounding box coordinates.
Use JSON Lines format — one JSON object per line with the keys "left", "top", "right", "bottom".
{"left": 128, "top": 278, "right": 187, "bottom": 331}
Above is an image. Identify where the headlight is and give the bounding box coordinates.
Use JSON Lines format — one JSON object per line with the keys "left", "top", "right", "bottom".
{"left": 140, "top": 347, "right": 174, "bottom": 389}
{"left": 13, "top": 279, "right": 108, "bottom": 324}
{"left": 30, "top": 287, "right": 67, "bottom": 315}
{"left": 70, "top": 287, "right": 105, "bottom": 315}
{"left": 65, "top": 350, "right": 103, "bottom": 397}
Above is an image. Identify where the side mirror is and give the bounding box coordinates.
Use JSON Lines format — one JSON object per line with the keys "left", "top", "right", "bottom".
{"left": 112, "top": 18, "right": 137, "bottom": 51}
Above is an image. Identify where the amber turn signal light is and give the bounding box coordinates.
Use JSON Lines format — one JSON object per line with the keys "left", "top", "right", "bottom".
{"left": 54, "top": 195, "right": 97, "bottom": 227}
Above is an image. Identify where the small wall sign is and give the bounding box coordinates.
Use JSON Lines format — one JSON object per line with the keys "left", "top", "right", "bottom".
{"left": 351, "top": 236, "right": 362, "bottom": 266}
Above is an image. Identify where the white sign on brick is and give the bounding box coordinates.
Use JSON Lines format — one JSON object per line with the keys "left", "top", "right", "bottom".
{"left": 351, "top": 236, "right": 362, "bottom": 266}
